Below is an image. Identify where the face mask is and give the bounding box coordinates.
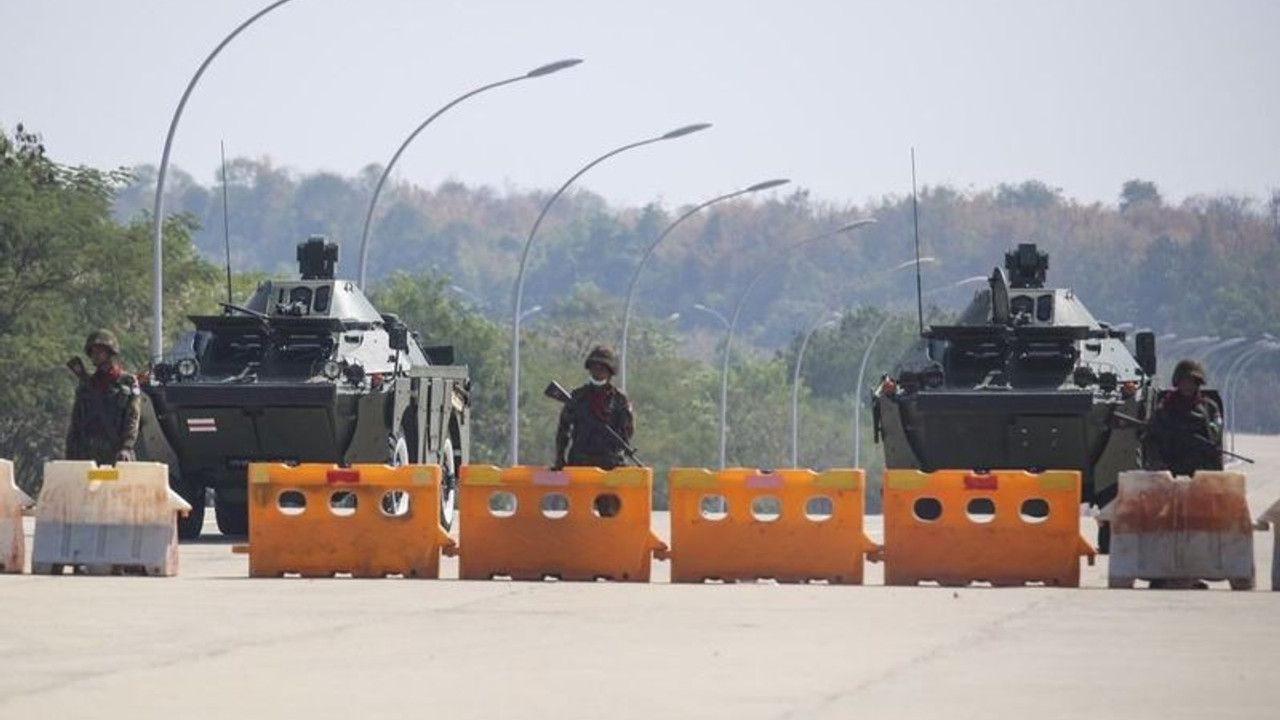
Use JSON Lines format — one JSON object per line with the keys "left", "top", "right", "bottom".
{"left": 589, "top": 375, "right": 608, "bottom": 386}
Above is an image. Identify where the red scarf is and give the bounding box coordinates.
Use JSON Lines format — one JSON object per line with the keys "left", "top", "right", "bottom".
{"left": 90, "top": 364, "right": 123, "bottom": 393}
{"left": 1160, "top": 388, "right": 1201, "bottom": 415}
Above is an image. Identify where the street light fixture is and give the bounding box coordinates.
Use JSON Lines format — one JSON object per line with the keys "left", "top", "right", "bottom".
{"left": 356, "top": 58, "right": 583, "bottom": 289}
{"left": 150, "top": 0, "right": 298, "bottom": 361}
{"left": 618, "top": 178, "right": 790, "bottom": 391}
{"left": 714, "top": 218, "right": 876, "bottom": 468}
{"left": 790, "top": 311, "right": 841, "bottom": 467}
{"left": 507, "top": 122, "right": 712, "bottom": 464}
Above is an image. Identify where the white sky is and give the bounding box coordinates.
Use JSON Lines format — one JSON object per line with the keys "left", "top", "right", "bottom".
{"left": 2, "top": 0, "right": 1277, "bottom": 209}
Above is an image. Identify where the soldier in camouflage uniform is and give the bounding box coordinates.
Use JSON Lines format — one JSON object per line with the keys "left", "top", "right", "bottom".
{"left": 1141, "top": 359, "right": 1223, "bottom": 477}
{"left": 66, "top": 329, "right": 141, "bottom": 465}
{"left": 554, "top": 345, "right": 634, "bottom": 471}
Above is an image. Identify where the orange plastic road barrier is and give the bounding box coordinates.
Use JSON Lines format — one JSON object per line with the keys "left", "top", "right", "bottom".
{"left": 2, "top": 459, "right": 34, "bottom": 573}
{"left": 458, "top": 465, "right": 665, "bottom": 581}
{"left": 243, "top": 463, "right": 454, "bottom": 578}
{"left": 666, "top": 468, "right": 878, "bottom": 584}
{"left": 883, "top": 469, "right": 1095, "bottom": 587}
{"left": 1102, "top": 470, "right": 1254, "bottom": 590}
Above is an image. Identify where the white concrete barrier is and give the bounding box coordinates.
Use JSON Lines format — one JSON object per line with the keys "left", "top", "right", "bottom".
{"left": 1, "top": 459, "right": 34, "bottom": 573}
{"left": 32, "top": 461, "right": 191, "bottom": 576}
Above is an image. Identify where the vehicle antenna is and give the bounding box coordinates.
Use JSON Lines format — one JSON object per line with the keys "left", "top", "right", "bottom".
{"left": 220, "top": 140, "right": 234, "bottom": 307}
{"left": 911, "top": 148, "right": 924, "bottom": 337}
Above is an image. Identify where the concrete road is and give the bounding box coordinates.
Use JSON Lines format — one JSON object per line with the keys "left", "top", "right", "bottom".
{"left": 2, "top": 437, "right": 1278, "bottom": 720}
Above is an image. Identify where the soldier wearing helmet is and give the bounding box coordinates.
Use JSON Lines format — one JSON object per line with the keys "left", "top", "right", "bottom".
{"left": 1141, "top": 358, "right": 1222, "bottom": 477}
{"left": 66, "top": 329, "right": 141, "bottom": 465}
{"left": 553, "top": 345, "right": 634, "bottom": 471}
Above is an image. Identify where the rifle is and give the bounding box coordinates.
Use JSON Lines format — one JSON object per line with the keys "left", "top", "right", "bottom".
{"left": 543, "top": 380, "right": 644, "bottom": 467}
{"left": 1111, "top": 411, "right": 1254, "bottom": 465}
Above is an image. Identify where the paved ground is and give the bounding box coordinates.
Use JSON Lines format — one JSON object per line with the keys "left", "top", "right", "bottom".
{"left": 2, "top": 436, "right": 1278, "bottom": 719}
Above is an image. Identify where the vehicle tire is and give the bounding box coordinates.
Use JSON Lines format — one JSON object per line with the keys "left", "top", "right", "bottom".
{"left": 174, "top": 475, "right": 205, "bottom": 541}
{"left": 382, "top": 433, "right": 412, "bottom": 516}
{"left": 439, "top": 434, "right": 458, "bottom": 530}
{"left": 214, "top": 493, "right": 249, "bottom": 537}
{"left": 1096, "top": 521, "right": 1111, "bottom": 555}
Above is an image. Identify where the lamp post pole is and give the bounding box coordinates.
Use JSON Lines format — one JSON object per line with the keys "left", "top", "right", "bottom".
{"left": 851, "top": 273, "right": 983, "bottom": 467}
{"left": 508, "top": 123, "right": 712, "bottom": 465}
{"left": 1223, "top": 340, "right": 1280, "bottom": 453}
{"left": 356, "top": 59, "right": 582, "bottom": 289}
{"left": 618, "top": 178, "right": 790, "bottom": 391}
{"left": 715, "top": 218, "right": 876, "bottom": 468}
{"left": 790, "top": 312, "right": 840, "bottom": 467}
{"left": 151, "top": 0, "right": 297, "bottom": 361}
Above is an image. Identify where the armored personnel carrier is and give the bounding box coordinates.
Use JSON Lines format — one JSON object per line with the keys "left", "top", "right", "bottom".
{"left": 137, "top": 236, "right": 470, "bottom": 539}
{"left": 872, "top": 243, "right": 1161, "bottom": 547}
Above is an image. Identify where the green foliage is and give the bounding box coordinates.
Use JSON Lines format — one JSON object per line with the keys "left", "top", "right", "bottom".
{"left": 0, "top": 126, "right": 220, "bottom": 491}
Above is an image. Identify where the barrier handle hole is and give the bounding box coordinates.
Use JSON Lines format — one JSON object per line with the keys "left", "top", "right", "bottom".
{"left": 380, "top": 491, "right": 411, "bottom": 518}
{"left": 966, "top": 497, "right": 996, "bottom": 524}
{"left": 805, "top": 495, "right": 834, "bottom": 522}
{"left": 593, "top": 493, "right": 622, "bottom": 518}
{"left": 751, "top": 495, "right": 782, "bottom": 522}
{"left": 488, "top": 491, "right": 517, "bottom": 518}
{"left": 1020, "top": 498, "right": 1050, "bottom": 524}
{"left": 699, "top": 495, "right": 728, "bottom": 521}
{"left": 329, "top": 491, "right": 358, "bottom": 517}
{"left": 540, "top": 492, "right": 569, "bottom": 520}
{"left": 913, "top": 497, "right": 943, "bottom": 522}
{"left": 277, "top": 490, "right": 306, "bottom": 516}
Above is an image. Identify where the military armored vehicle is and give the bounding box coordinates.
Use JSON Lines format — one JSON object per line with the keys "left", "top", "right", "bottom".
{"left": 872, "top": 243, "right": 1163, "bottom": 548}
{"left": 137, "top": 236, "right": 470, "bottom": 539}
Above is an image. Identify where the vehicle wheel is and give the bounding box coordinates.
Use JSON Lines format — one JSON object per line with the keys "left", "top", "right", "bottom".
{"left": 214, "top": 493, "right": 249, "bottom": 537}
{"left": 438, "top": 434, "right": 458, "bottom": 530}
{"left": 1108, "top": 576, "right": 1135, "bottom": 589}
{"left": 174, "top": 476, "right": 205, "bottom": 541}
{"left": 382, "top": 433, "right": 412, "bottom": 516}
{"left": 1229, "top": 576, "right": 1255, "bottom": 591}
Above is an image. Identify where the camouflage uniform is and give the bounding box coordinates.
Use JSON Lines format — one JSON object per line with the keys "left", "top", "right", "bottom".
{"left": 66, "top": 330, "right": 141, "bottom": 465}
{"left": 1141, "top": 359, "right": 1223, "bottom": 477}
{"left": 555, "top": 346, "right": 634, "bottom": 470}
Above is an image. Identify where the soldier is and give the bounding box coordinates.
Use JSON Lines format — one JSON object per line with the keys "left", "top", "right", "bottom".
{"left": 553, "top": 345, "right": 634, "bottom": 472}
{"left": 66, "top": 329, "right": 141, "bottom": 465}
{"left": 1141, "top": 359, "right": 1223, "bottom": 477}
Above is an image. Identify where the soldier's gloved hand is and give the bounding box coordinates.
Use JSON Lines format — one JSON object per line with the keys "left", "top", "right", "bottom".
{"left": 116, "top": 449, "right": 136, "bottom": 463}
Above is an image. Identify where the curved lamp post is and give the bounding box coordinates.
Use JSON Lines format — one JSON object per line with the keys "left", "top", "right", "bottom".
{"left": 618, "top": 178, "right": 790, "bottom": 391}
{"left": 1224, "top": 340, "right": 1280, "bottom": 452}
{"left": 356, "top": 58, "right": 583, "bottom": 289}
{"left": 789, "top": 312, "right": 841, "bottom": 467}
{"left": 151, "top": 0, "right": 298, "bottom": 360}
{"left": 508, "top": 122, "right": 712, "bottom": 464}
{"left": 850, "top": 272, "right": 981, "bottom": 467}
{"left": 713, "top": 218, "right": 876, "bottom": 468}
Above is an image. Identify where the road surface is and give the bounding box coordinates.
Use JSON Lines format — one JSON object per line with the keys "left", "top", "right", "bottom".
{"left": 1, "top": 436, "right": 1277, "bottom": 719}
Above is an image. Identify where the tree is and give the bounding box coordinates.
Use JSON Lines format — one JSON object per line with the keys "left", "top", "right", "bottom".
{"left": 1120, "top": 179, "right": 1162, "bottom": 212}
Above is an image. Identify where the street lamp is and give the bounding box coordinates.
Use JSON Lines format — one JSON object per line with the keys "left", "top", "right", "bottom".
{"left": 790, "top": 311, "right": 841, "bottom": 467}
{"left": 618, "top": 178, "right": 790, "bottom": 391}
{"left": 520, "top": 305, "right": 543, "bottom": 323}
{"left": 715, "top": 218, "right": 876, "bottom": 468}
{"left": 1223, "top": 340, "right": 1280, "bottom": 452}
{"left": 151, "top": 0, "right": 298, "bottom": 361}
{"left": 356, "top": 58, "right": 583, "bottom": 289}
{"left": 508, "top": 122, "right": 712, "bottom": 464}
{"left": 849, "top": 270, "right": 977, "bottom": 467}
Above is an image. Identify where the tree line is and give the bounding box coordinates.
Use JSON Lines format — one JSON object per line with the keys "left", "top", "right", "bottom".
{"left": 5, "top": 125, "right": 1279, "bottom": 503}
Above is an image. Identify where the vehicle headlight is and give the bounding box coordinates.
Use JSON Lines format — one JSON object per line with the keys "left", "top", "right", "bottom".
{"left": 321, "top": 360, "right": 342, "bottom": 380}
{"left": 176, "top": 358, "right": 199, "bottom": 379}
{"left": 152, "top": 362, "right": 174, "bottom": 384}
{"left": 343, "top": 362, "right": 366, "bottom": 385}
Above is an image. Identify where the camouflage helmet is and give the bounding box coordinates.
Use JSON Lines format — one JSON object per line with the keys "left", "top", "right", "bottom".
{"left": 584, "top": 345, "right": 618, "bottom": 375}
{"left": 83, "top": 329, "right": 120, "bottom": 357}
{"left": 1172, "top": 358, "right": 1206, "bottom": 386}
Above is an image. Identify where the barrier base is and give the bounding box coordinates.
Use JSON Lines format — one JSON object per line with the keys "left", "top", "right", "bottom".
{"left": 31, "top": 521, "right": 180, "bottom": 577}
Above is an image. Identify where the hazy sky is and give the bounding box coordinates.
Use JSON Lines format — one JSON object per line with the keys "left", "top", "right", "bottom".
{"left": 3, "top": 0, "right": 1277, "bottom": 210}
